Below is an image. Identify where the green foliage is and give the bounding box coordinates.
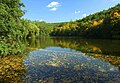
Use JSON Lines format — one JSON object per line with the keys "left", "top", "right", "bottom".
{"left": 0, "top": 37, "right": 26, "bottom": 56}
{"left": 0, "top": 1, "right": 119, "bottom": 56}
{"left": 0, "top": 0, "right": 24, "bottom": 38}
{"left": 50, "top": 4, "right": 120, "bottom": 39}
{"left": 0, "top": 0, "right": 40, "bottom": 56}
{"left": 50, "top": 21, "right": 78, "bottom": 36}
{"left": 33, "top": 21, "right": 56, "bottom": 36}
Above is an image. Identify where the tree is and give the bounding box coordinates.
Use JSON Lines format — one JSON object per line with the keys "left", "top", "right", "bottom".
{"left": 0, "top": 0, "right": 24, "bottom": 38}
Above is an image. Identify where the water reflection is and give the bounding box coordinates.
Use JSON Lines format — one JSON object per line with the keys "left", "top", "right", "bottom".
{"left": 0, "top": 37, "right": 120, "bottom": 82}
{"left": 24, "top": 47, "right": 120, "bottom": 82}
{"left": 27, "top": 37, "right": 120, "bottom": 55}
{"left": 52, "top": 37, "right": 120, "bottom": 55}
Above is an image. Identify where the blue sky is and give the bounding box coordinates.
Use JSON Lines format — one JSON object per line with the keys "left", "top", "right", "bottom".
{"left": 21, "top": 0, "right": 120, "bottom": 22}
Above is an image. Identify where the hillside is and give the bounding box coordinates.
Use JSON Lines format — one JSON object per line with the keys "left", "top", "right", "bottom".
{"left": 0, "top": 1, "right": 120, "bottom": 56}
{"left": 50, "top": 4, "right": 120, "bottom": 39}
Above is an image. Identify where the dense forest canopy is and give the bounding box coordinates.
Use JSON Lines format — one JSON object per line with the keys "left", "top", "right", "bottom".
{"left": 50, "top": 4, "right": 120, "bottom": 39}
{"left": 0, "top": 0, "right": 120, "bottom": 56}
{"left": 0, "top": 0, "right": 40, "bottom": 56}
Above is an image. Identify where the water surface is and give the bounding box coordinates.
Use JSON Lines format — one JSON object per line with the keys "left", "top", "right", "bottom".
{"left": 23, "top": 37, "right": 120, "bottom": 82}
{"left": 0, "top": 37, "right": 120, "bottom": 82}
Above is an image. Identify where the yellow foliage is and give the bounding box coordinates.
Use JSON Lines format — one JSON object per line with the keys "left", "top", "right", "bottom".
{"left": 92, "top": 47, "right": 101, "bottom": 52}
{"left": 93, "top": 19, "right": 103, "bottom": 27}
{"left": 99, "top": 19, "right": 104, "bottom": 23}
{"left": 114, "top": 12, "right": 120, "bottom": 17}
{"left": 93, "top": 21, "right": 99, "bottom": 26}
{"left": 85, "top": 28, "right": 89, "bottom": 31}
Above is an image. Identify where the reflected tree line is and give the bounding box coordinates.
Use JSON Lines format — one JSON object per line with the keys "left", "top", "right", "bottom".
{"left": 52, "top": 38, "right": 120, "bottom": 56}
{"left": 26, "top": 37, "right": 120, "bottom": 69}
{"left": 2, "top": 37, "right": 118, "bottom": 56}
{"left": 0, "top": 37, "right": 120, "bottom": 82}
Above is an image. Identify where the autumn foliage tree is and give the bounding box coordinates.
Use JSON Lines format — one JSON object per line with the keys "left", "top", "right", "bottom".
{"left": 50, "top": 4, "right": 120, "bottom": 39}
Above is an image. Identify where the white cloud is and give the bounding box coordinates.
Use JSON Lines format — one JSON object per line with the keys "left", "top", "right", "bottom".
{"left": 39, "top": 19, "right": 43, "bottom": 22}
{"left": 47, "top": 1, "right": 60, "bottom": 8}
{"left": 83, "top": 13, "right": 87, "bottom": 17}
{"left": 75, "top": 11, "right": 80, "bottom": 14}
{"left": 47, "top": 1, "right": 61, "bottom": 11}
{"left": 50, "top": 7, "right": 57, "bottom": 11}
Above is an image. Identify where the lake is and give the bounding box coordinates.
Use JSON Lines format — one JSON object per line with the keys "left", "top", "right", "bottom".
{"left": 0, "top": 37, "right": 120, "bottom": 83}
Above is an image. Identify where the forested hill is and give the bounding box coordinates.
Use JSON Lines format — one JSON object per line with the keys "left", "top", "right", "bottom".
{"left": 50, "top": 4, "right": 120, "bottom": 39}
{"left": 0, "top": 1, "right": 119, "bottom": 56}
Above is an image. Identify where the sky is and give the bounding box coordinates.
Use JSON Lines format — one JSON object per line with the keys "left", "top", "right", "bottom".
{"left": 21, "top": 0, "right": 120, "bottom": 23}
